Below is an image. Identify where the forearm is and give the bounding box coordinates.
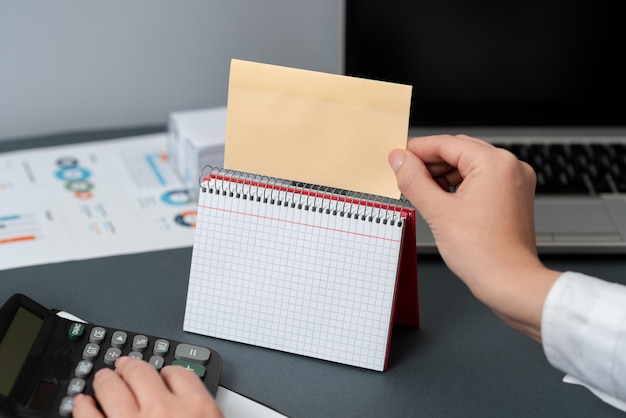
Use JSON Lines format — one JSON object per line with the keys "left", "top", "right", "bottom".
{"left": 453, "top": 260, "right": 560, "bottom": 343}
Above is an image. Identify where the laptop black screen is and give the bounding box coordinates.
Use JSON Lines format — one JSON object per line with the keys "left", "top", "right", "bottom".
{"left": 344, "top": 1, "right": 626, "bottom": 129}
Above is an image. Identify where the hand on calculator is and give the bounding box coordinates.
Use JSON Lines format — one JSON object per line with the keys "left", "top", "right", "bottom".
{"left": 0, "top": 294, "right": 223, "bottom": 418}
{"left": 72, "top": 356, "right": 223, "bottom": 418}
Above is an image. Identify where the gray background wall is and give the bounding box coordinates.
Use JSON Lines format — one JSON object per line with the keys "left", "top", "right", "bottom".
{"left": 0, "top": 1, "right": 342, "bottom": 141}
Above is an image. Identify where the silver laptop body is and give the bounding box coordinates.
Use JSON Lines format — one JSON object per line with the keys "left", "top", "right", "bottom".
{"left": 411, "top": 128, "right": 626, "bottom": 254}
{"left": 344, "top": 1, "right": 626, "bottom": 254}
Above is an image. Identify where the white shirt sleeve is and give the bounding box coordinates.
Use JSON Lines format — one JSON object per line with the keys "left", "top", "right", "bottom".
{"left": 541, "top": 271, "right": 626, "bottom": 411}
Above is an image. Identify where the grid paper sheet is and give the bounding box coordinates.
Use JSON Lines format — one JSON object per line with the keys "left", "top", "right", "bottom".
{"left": 184, "top": 175, "right": 405, "bottom": 371}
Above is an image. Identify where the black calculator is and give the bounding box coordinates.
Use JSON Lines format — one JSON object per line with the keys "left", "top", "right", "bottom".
{"left": 0, "top": 294, "right": 222, "bottom": 418}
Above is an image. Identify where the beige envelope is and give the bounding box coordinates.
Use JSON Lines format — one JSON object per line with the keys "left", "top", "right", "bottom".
{"left": 224, "top": 59, "right": 412, "bottom": 199}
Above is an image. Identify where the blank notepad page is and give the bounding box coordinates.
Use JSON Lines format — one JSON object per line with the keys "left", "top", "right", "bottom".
{"left": 184, "top": 170, "right": 405, "bottom": 371}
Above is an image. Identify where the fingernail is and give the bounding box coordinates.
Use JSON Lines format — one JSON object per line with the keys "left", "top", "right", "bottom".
{"left": 115, "top": 356, "right": 130, "bottom": 367}
{"left": 73, "top": 393, "right": 85, "bottom": 403}
{"left": 388, "top": 149, "right": 406, "bottom": 173}
{"left": 93, "top": 368, "right": 109, "bottom": 379}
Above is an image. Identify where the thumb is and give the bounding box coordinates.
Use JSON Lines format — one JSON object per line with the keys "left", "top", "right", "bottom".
{"left": 388, "top": 148, "right": 450, "bottom": 217}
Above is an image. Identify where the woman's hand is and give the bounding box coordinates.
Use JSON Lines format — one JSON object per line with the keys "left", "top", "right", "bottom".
{"left": 72, "top": 356, "right": 223, "bottom": 418}
{"left": 389, "top": 134, "right": 560, "bottom": 341}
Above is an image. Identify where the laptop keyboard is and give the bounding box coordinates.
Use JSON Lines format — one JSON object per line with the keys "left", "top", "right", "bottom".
{"left": 494, "top": 143, "right": 626, "bottom": 195}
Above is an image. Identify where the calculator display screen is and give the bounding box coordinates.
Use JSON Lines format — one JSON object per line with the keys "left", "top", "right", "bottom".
{"left": 0, "top": 307, "right": 44, "bottom": 396}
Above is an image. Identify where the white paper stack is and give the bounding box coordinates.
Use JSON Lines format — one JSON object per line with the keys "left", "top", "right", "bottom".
{"left": 167, "top": 107, "right": 227, "bottom": 199}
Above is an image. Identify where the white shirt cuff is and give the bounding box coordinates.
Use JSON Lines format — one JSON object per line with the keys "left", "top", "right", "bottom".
{"left": 542, "top": 271, "right": 626, "bottom": 410}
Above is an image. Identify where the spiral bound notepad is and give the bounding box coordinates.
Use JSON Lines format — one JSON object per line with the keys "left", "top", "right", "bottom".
{"left": 183, "top": 167, "right": 419, "bottom": 371}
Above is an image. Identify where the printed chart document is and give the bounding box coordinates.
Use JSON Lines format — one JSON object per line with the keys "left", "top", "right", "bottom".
{"left": 0, "top": 134, "right": 197, "bottom": 271}
{"left": 216, "top": 387, "right": 289, "bottom": 418}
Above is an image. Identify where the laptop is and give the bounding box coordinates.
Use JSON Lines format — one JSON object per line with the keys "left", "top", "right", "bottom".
{"left": 343, "top": 0, "right": 626, "bottom": 254}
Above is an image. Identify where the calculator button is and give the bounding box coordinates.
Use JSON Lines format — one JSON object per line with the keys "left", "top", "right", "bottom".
{"left": 153, "top": 339, "right": 170, "bottom": 355}
{"left": 128, "top": 351, "right": 144, "bottom": 359}
{"left": 67, "top": 378, "right": 86, "bottom": 396}
{"left": 104, "top": 347, "right": 122, "bottom": 365}
{"left": 89, "top": 327, "right": 106, "bottom": 343}
{"left": 174, "top": 343, "right": 211, "bottom": 364}
{"left": 149, "top": 355, "right": 165, "bottom": 370}
{"left": 132, "top": 335, "right": 149, "bottom": 351}
{"left": 75, "top": 360, "right": 93, "bottom": 378}
{"left": 68, "top": 323, "right": 85, "bottom": 341}
{"left": 82, "top": 343, "right": 100, "bottom": 360}
{"left": 59, "top": 396, "right": 74, "bottom": 417}
{"left": 111, "top": 331, "right": 127, "bottom": 348}
{"left": 172, "top": 359, "right": 206, "bottom": 378}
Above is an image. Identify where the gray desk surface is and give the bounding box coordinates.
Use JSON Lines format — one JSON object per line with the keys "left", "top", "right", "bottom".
{"left": 1, "top": 128, "right": 625, "bottom": 417}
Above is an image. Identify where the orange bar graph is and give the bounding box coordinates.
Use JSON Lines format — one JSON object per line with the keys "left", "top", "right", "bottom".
{"left": 0, "top": 235, "right": 36, "bottom": 245}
